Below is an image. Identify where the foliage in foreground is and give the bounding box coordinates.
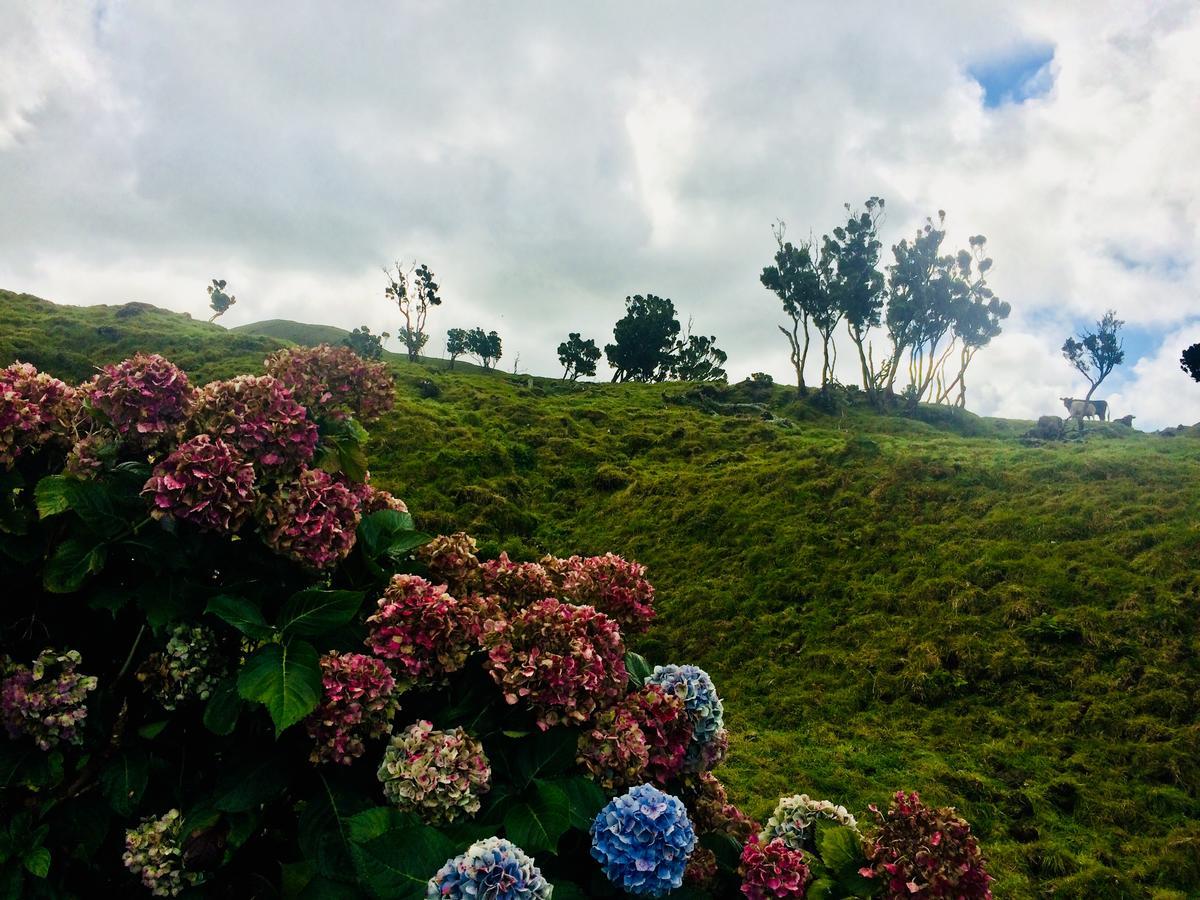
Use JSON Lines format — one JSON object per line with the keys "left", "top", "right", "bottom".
{"left": 0, "top": 350, "right": 992, "bottom": 898}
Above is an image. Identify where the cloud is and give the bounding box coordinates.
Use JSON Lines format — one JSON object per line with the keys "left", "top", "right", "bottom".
{"left": 1, "top": 1, "right": 1198, "bottom": 427}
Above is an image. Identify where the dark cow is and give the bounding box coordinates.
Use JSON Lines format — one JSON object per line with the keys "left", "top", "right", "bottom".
{"left": 1115, "top": 414, "right": 1135, "bottom": 427}
{"left": 1060, "top": 397, "right": 1107, "bottom": 421}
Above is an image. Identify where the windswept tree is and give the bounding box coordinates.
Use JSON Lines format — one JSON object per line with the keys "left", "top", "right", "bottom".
{"left": 384, "top": 261, "right": 442, "bottom": 362}
{"left": 1181, "top": 343, "right": 1200, "bottom": 382}
{"left": 558, "top": 333, "right": 601, "bottom": 381}
{"left": 207, "top": 279, "right": 236, "bottom": 322}
{"left": 671, "top": 323, "right": 727, "bottom": 382}
{"left": 465, "top": 327, "right": 502, "bottom": 370}
{"left": 934, "top": 237, "right": 1008, "bottom": 406}
{"left": 1063, "top": 310, "right": 1125, "bottom": 400}
{"left": 342, "top": 325, "right": 388, "bottom": 360}
{"left": 761, "top": 229, "right": 839, "bottom": 394}
{"left": 605, "top": 294, "right": 681, "bottom": 383}
{"left": 446, "top": 327, "right": 469, "bottom": 370}
{"left": 825, "top": 198, "right": 887, "bottom": 404}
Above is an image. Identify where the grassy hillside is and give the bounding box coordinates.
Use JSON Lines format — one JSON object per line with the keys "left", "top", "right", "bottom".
{"left": 5, "top": 296, "right": 1200, "bottom": 897}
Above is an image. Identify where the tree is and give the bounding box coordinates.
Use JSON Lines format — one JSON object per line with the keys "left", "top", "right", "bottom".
{"left": 207, "top": 279, "right": 236, "bottom": 322}
{"left": 934, "top": 237, "right": 1008, "bottom": 407}
{"left": 605, "top": 295, "right": 681, "bottom": 383}
{"left": 465, "top": 327, "right": 502, "bottom": 370}
{"left": 825, "top": 198, "right": 887, "bottom": 404}
{"left": 384, "top": 261, "right": 442, "bottom": 362}
{"left": 1062, "top": 310, "right": 1125, "bottom": 400}
{"left": 760, "top": 223, "right": 812, "bottom": 395}
{"left": 558, "top": 333, "right": 601, "bottom": 381}
{"left": 446, "top": 328, "right": 469, "bottom": 370}
{"left": 1181, "top": 343, "right": 1200, "bottom": 382}
{"left": 671, "top": 323, "right": 727, "bottom": 382}
{"left": 342, "top": 325, "right": 388, "bottom": 360}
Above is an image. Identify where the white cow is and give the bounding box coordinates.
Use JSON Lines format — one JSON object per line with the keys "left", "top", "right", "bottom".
{"left": 1060, "top": 397, "right": 1104, "bottom": 421}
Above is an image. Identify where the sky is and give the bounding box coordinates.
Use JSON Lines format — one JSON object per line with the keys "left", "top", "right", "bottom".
{"left": 1, "top": 2, "right": 1198, "bottom": 429}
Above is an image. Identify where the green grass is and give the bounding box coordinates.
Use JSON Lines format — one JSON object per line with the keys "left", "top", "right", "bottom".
{"left": 6, "top": 295, "right": 1200, "bottom": 897}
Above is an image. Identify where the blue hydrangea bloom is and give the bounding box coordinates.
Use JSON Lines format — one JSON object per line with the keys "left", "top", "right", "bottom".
{"left": 644, "top": 664, "right": 725, "bottom": 773}
{"left": 590, "top": 783, "right": 696, "bottom": 896}
{"left": 426, "top": 837, "right": 551, "bottom": 899}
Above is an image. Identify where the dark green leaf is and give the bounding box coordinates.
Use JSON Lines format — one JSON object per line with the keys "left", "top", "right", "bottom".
{"left": 136, "top": 720, "right": 168, "bottom": 740}
{"left": 351, "top": 825, "right": 456, "bottom": 900}
{"left": 503, "top": 780, "right": 571, "bottom": 854}
{"left": 358, "top": 511, "right": 415, "bottom": 556}
{"left": 237, "top": 641, "right": 321, "bottom": 736}
{"left": 206, "top": 594, "right": 274, "bottom": 639}
{"left": 43, "top": 538, "right": 106, "bottom": 593}
{"left": 345, "top": 808, "right": 397, "bottom": 844}
{"left": 278, "top": 590, "right": 365, "bottom": 638}
{"left": 559, "top": 775, "right": 607, "bottom": 831}
{"left": 815, "top": 822, "right": 868, "bottom": 881}
{"left": 34, "top": 476, "right": 71, "bottom": 518}
{"left": 625, "top": 651, "right": 653, "bottom": 687}
{"left": 700, "top": 831, "right": 744, "bottom": 874}
{"left": 203, "top": 678, "right": 242, "bottom": 736}
{"left": 22, "top": 848, "right": 49, "bottom": 879}
{"left": 99, "top": 748, "right": 149, "bottom": 817}
{"left": 213, "top": 759, "right": 290, "bottom": 813}
{"left": 511, "top": 728, "right": 578, "bottom": 789}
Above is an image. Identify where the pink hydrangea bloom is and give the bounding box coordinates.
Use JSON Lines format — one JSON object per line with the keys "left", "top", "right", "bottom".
{"left": 0, "top": 362, "right": 79, "bottom": 468}
{"left": 364, "top": 575, "right": 488, "bottom": 685}
{"left": 479, "top": 552, "right": 556, "bottom": 608}
{"left": 739, "top": 836, "right": 811, "bottom": 899}
{"left": 629, "top": 684, "right": 692, "bottom": 784}
{"left": 142, "top": 435, "right": 256, "bottom": 533}
{"left": 1, "top": 649, "right": 97, "bottom": 750}
{"left": 357, "top": 484, "right": 409, "bottom": 516}
{"left": 264, "top": 343, "right": 394, "bottom": 423}
{"left": 189, "top": 375, "right": 317, "bottom": 470}
{"left": 548, "top": 553, "right": 656, "bottom": 633}
{"left": 86, "top": 353, "right": 194, "bottom": 448}
{"left": 419, "top": 532, "right": 482, "bottom": 595}
{"left": 862, "top": 791, "right": 993, "bottom": 899}
{"left": 577, "top": 700, "right": 650, "bottom": 790}
{"left": 256, "top": 467, "right": 362, "bottom": 569}
{"left": 64, "top": 432, "right": 114, "bottom": 479}
{"left": 483, "top": 599, "right": 627, "bottom": 729}
{"left": 376, "top": 720, "right": 491, "bottom": 824}
{"left": 306, "top": 652, "right": 400, "bottom": 765}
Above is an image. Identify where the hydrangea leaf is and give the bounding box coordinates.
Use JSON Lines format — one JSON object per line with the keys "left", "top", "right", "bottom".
{"left": 357, "top": 510, "right": 416, "bottom": 556}
{"left": 815, "top": 821, "right": 868, "bottom": 882}
{"left": 559, "top": 775, "right": 607, "bottom": 831}
{"left": 504, "top": 780, "right": 571, "bottom": 854}
{"left": 99, "top": 748, "right": 149, "bottom": 817}
{"left": 213, "top": 759, "right": 290, "bottom": 813}
{"left": 350, "top": 824, "right": 456, "bottom": 900}
{"left": 510, "top": 728, "right": 578, "bottom": 789}
{"left": 202, "top": 678, "right": 242, "bottom": 736}
{"left": 278, "top": 590, "right": 365, "bottom": 638}
{"left": 624, "top": 651, "right": 653, "bottom": 688}
{"left": 23, "top": 847, "right": 50, "bottom": 879}
{"left": 205, "top": 595, "right": 273, "bottom": 640}
{"left": 236, "top": 640, "right": 321, "bottom": 737}
{"left": 43, "top": 538, "right": 106, "bottom": 593}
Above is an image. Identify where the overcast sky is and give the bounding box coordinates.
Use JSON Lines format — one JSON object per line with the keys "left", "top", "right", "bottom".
{"left": 2, "top": 2, "right": 1198, "bottom": 428}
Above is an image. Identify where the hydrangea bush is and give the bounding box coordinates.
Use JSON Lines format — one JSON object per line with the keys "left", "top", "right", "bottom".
{"left": 0, "top": 352, "right": 990, "bottom": 898}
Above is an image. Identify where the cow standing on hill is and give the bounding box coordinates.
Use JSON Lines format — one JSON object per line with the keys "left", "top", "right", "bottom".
{"left": 1060, "top": 397, "right": 1107, "bottom": 421}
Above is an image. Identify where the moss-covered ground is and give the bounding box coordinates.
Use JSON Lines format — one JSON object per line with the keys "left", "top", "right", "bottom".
{"left": 4, "top": 294, "right": 1198, "bottom": 897}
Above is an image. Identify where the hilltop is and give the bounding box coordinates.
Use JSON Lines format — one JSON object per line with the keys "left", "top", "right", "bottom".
{"left": 3, "top": 294, "right": 1199, "bottom": 897}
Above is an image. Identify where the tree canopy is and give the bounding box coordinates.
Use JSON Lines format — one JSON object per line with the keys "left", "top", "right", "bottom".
{"left": 206, "top": 279, "right": 236, "bottom": 322}
{"left": 446, "top": 327, "right": 470, "bottom": 369}
{"left": 1062, "top": 310, "right": 1125, "bottom": 400}
{"left": 342, "top": 325, "right": 388, "bottom": 360}
{"left": 557, "top": 332, "right": 601, "bottom": 381}
{"left": 605, "top": 295, "right": 681, "bottom": 383}
{"left": 1181, "top": 343, "right": 1200, "bottom": 382}
{"left": 465, "top": 327, "right": 502, "bottom": 370}
{"left": 384, "top": 261, "right": 442, "bottom": 362}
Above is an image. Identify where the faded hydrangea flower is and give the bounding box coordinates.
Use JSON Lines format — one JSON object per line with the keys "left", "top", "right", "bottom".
{"left": 550, "top": 552, "right": 656, "bottom": 632}
{"left": 739, "top": 836, "right": 811, "bottom": 899}
{"left": 478, "top": 552, "right": 556, "bottom": 608}
{"left": 189, "top": 374, "right": 318, "bottom": 471}
{"left": 123, "top": 809, "right": 206, "bottom": 897}
{"left": 264, "top": 343, "right": 395, "bottom": 423}
{"left": 142, "top": 435, "right": 256, "bottom": 533}
{"left": 0, "top": 362, "right": 80, "bottom": 468}
{"left": 590, "top": 783, "right": 696, "bottom": 897}
{"left": 86, "top": 353, "right": 193, "bottom": 449}
{"left": 426, "top": 836, "right": 552, "bottom": 899}
{"left": 483, "top": 599, "right": 627, "bottom": 729}
{"left": 377, "top": 720, "right": 491, "bottom": 825}
{"left": 137, "top": 624, "right": 225, "bottom": 711}
{"left": 577, "top": 700, "right": 651, "bottom": 790}
{"left": 256, "top": 467, "right": 361, "bottom": 569}
{"left": 683, "top": 772, "right": 760, "bottom": 844}
{"left": 644, "top": 664, "right": 727, "bottom": 773}
{"left": 760, "top": 794, "right": 860, "bottom": 852}
{"left": 1, "top": 648, "right": 97, "bottom": 750}
{"left": 418, "top": 532, "right": 481, "bottom": 595}
{"left": 306, "top": 651, "right": 400, "bottom": 765}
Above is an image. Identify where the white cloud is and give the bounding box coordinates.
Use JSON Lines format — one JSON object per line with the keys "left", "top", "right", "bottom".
{"left": 1, "top": 1, "right": 1198, "bottom": 426}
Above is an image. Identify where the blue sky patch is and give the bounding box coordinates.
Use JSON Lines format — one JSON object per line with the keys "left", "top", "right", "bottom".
{"left": 969, "top": 44, "right": 1055, "bottom": 108}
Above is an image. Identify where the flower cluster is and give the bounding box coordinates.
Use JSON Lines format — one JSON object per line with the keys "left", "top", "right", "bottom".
{"left": 590, "top": 783, "right": 696, "bottom": 897}
{"left": 86, "top": 353, "right": 193, "bottom": 448}
{"left": 357, "top": 483, "right": 409, "bottom": 516}
{"left": 306, "top": 651, "right": 400, "bottom": 765}
{"left": 257, "top": 467, "right": 361, "bottom": 569}
{"left": 377, "top": 720, "right": 491, "bottom": 824}
{"left": 484, "top": 599, "right": 627, "bottom": 729}
{"left": 577, "top": 701, "right": 650, "bottom": 790}
{"left": 365, "top": 575, "right": 486, "bottom": 685}
{"left": 189, "top": 375, "right": 317, "bottom": 470}
{"left": 122, "top": 809, "right": 205, "bottom": 897}
{"left": 630, "top": 684, "right": 693, "bottom": 784}
{"left": 137, "top": 624, "right": 225, "bottom": 710}
{"left": 863, "top": 791, "right": 993, "bottom": 899}
{"left": 479, "top": 553, "right": 556, "bottom": 608}
{"left": 739, "top": 836, "right": 811, "bottom": 899}
{"left": 1, "top": 649, "right": 97, "bottom": 750}
{"left": 419, "top": 532, "right": 480, "bottom": 594}
{"left": 264, "top": 343, "right": 394, "bottom": 423}
{"left": 0, "top": 362, "right": 78, "bottom": 468}
{"left": 142, "top": 435, "right": 256, "bottom": 533}
{"left": 427, "top": 837, "right": 552, "bottom": 900}
{"left": 64, "top": 431, "right": 114, "bottom": 479}
{"left": 645, "top": 664, "right": 727, "bottom": 773}
{"left": 684, "top": 847, "right": 719, "bottom": 890}
{"left": 685, "top": 773, "right": 759, "bottom": 844}
{"left": 761, "top": 794, "right": 860, "bottom": 852}
{"left": 554, "top": 553, "right": 656, "bottom": 633}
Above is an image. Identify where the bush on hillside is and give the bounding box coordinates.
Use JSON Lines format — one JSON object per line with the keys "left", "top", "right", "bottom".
{"left": 0, "top": 353, "right": 991, "bottom": 897}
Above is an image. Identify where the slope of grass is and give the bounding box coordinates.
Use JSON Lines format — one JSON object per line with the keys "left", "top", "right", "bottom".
{"left": 232, "top": 318, "right": 352, "bottom": 346}
{"left": 6, "top": 295, "right": 1200, "bottom": 897}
